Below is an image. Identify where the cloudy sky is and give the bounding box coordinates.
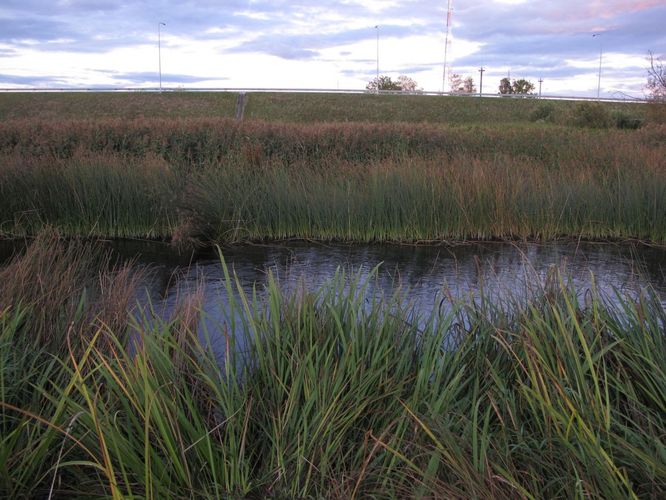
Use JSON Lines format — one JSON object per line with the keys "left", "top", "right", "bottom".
{"left": 0, "top": 0, "right": 664, "bottom": 97}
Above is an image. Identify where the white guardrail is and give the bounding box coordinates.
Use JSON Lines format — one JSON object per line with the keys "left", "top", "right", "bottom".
{"left": 0, "top": 87, "right": 648, "bottom": 103}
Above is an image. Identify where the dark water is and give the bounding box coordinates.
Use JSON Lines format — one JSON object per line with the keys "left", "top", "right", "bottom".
{"left": 93, "top": 240, "right": 666, "bottom": 297}
{"left": 2, "top": 239, "right": 665, "bottom": 358}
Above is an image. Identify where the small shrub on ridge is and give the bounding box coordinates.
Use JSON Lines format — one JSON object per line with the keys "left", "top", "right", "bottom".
{"left": 572, "top": 102, "right": 612, "bottom": 128}
{"left": 612, "top": 110, "right": 644, "bottom": 129}
{"left": 529, "top": 103, "right": 556, "bottom": 123}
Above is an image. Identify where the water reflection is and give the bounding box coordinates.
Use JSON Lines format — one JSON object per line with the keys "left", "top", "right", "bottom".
{"left": 2, "top": 239, "right": 665, "bottom": 359}
{"left": 135, "top": 240, "right": 666, "bottom": 303}
{"left": 93, "top": 240, "right": 662, "bottom": 356}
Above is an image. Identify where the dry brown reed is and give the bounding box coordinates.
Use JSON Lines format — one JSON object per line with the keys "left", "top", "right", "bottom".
{"left": 0, "top": 231, "right": 145, "bottom": 351}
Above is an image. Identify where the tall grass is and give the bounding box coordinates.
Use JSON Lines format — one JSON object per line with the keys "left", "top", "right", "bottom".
{"left": 2, "top": 117, "right": 661, "bottom": 165}
{"left": 187, "top": 151, "right": 666, "bottom": 242}
{"left": 0, "top": 92, "right": 647, "bottom": 126}
{"left": 0, "top": 152, "right": 177, "bottom": 239}
{"left": 1, "top": 119, "right": 665, "bottom": 243}
{"left": 0, "top": 235, "right": 664, "bottom": 497}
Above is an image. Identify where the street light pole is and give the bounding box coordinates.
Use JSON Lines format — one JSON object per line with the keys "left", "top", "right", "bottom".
{"left": 158, "top": 22, "right": 166, "bottom": 91}
{"left": 593, "top": 33, "right": 602, "bottom": 99}
{"left": 443, "top": 0, "right": 453, "bottom": 93}
{"left": 478, "top": 67, "right": 485, "bottom": 97}
{"left": 375, "top": 25, "right": 379, "bottom": 94}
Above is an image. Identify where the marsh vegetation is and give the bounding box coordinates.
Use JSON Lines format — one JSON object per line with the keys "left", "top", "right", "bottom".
{"left": 0, "top": 234, "right": 665, "bottom": 498}
{"left": 0, "top": 116, "right": 664, "bottom": 244}
{"left": 0, "top": 92, "right": 664, "bottom": 497}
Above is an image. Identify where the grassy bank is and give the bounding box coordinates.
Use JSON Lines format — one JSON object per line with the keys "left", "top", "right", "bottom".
{"left": 0, "top": 91, "right": 648, "bottom": 125}
{"left": 1, "top": 118, "right": 665, "bottom": 243}
{"left": 0, "top": 235, "right": 664, "bottom": 497}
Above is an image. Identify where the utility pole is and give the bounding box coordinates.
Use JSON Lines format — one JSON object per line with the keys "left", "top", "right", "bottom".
{"left": 443, "top": 0, "right": 453, "bottom": 92}
{"left": 538, "top": 78, "right": 543, "bottom": 98}
{"left": 478, "top": 67, "right": 485, "bottom": 96}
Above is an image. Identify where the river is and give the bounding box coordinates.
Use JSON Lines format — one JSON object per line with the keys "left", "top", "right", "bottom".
{"left": 2, "top": 239, "right": 664, "bottom": 359}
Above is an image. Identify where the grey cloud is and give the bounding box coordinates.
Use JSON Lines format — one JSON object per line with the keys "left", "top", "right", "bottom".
{"left": 341, "top": 63, "right": 437, "bottom": 80}
{"left": 452, "top": 4, "right": 666, "bottom": 84}
{"left": 0, "top": 73, "right": 70, "bottom": 85}
{"left": 1, "top": 0, "right": 120, "bottom": 14}
{"left": 396, "top": 64, "right": 440, "bottom": 74}
{"left": 111, "top": 71, "right": 228, "bottom": 84}
{"left": 228, "top": 24, "right": 419, "bottom": 60}
{"left": 0, "top": 0, "right": 663, "bottom": 95}
{"left": 0, "top": 18, "right": 71, "bottom": 43}
{"left": 0, "top": 70, "right": 228, "bottom": 87}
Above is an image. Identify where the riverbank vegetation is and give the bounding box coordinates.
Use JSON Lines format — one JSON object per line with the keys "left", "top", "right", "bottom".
{"left": 0, "top": 234, "right": 664, "bottom": 497}
{"left": 1, "top": 117, "right": 665, "bottom": 243}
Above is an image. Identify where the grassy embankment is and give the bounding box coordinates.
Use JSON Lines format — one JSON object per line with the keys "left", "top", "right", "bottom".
{"left": 0, "top": 90, "right": 648, "bottom": 123}
{"left": 0, "top": 91, "right": 664, "bottom": 244}
{"left": 0, "top": 234, "right": 664, "bottom": 498}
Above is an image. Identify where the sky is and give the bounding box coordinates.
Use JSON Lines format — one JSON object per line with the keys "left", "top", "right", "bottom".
{"left": 0, "top": 0, "right": 664, "bottom": 97}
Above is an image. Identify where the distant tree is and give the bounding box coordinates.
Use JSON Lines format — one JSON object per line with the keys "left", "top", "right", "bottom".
{"left": 449, "top": 73, "right": 464, "bottom": 93}
{"left": 463, "top": 76, "right": 476, "bottom": 94}
{"left": 647, "top": 51, "right": 666, "bottom": 99}
{"left": 449, "top": 73, "right": 475, "bottom": 94}
{"left": 512, "top": 78, "right": 535, "bottom": 94}
{"left": 396, "top": 75, "right": 420, "bottom": 92}
{"left": 366, "top": 75, "right": 402, "bottom": 91}
{"left": 499, "top": 77, "right": 535, "bottom": 95}
{"left": 499, "top": 77, "right": 513, "bottom": 94}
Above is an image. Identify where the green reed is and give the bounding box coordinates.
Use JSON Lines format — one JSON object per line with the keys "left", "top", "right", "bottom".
{"left": 187, "top": 152, "right": 666, "bottom": 243}
{"left": 0, "top": 236, "right": 664, "bottom": 497}
{"left": 1, "top": 119, "right": 664, "bottom": 243}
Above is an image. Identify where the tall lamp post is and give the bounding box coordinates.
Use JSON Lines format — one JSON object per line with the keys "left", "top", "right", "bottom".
{"left": 158, "top": 22, "right": 166, "bottom": 91}
{"left": 478, "top": 66, "right": 485, "bottom": 96}
{"left": 443, "top": 0, "right": 453, "bottom": 93}
{"left": 592, "top": 33, "right": 602, "bottom": 99}
{"left": 374, "top": 25, "right": 379, "bottom": 94}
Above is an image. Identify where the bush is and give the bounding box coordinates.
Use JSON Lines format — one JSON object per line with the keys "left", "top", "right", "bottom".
{"left": 529, "top": 103, "right": 556, "bottom": 123}
{"left": 572, "top": 102, "right": 612, "bottom": 128}
{"left": 646, "top": 99, "right": 666, "bottom": 125}
{"left": 612, "top": 110, "right": 644, "bottom": 129}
